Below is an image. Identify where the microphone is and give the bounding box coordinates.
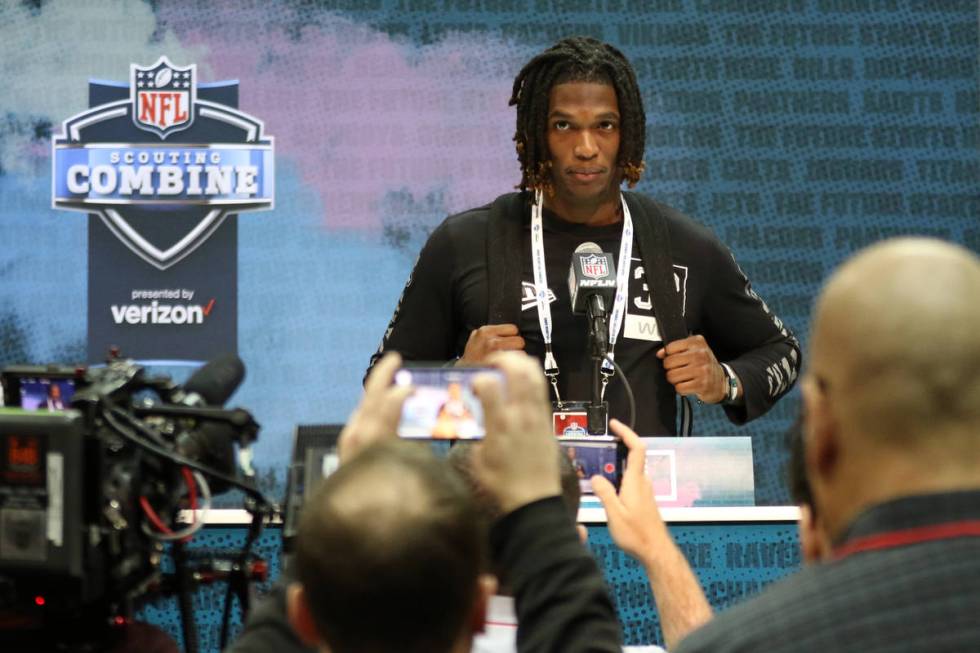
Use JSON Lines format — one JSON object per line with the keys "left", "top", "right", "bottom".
{"left": 175, "top": 355, "right": 248, "bottom": 492}
{"left": 568, "top": 243, "right": 617, "bottom": 435}
{"left": 568, "top": 242, "right": 617, "bottom": 357}
{"left": 180, "top": 353, "right": 245, "bottom": 407}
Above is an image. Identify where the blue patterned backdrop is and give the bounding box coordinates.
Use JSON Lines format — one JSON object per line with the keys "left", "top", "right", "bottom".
{"left": 1, "top": 0, "right": 977, "bottom": 499}
{"left": 1, "top": 0, "right": 976, "bottom": 650}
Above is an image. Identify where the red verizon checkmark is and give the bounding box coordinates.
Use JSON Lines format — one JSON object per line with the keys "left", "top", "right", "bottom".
{"left": 202, "top": 299, "right": 215, "bottom": 316}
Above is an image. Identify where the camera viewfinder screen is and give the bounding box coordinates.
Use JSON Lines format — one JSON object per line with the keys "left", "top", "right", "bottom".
{"left": 395, "top": 368, "right": 498, "bottom": 439}
{"left": 19, "top": 378, "right": 76, "bottom": 411}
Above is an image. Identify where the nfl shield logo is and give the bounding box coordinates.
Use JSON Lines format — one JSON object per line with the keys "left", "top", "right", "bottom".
{"left": 131, "top": 56, "right": 196, "bottom": 138}
{"left": 581, "top": 253, "right": 608, "bottom": 279}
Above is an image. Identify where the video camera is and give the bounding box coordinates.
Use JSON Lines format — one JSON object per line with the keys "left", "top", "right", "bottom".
{"left": 0, "top": 353, "right": 271, "bottom": 651}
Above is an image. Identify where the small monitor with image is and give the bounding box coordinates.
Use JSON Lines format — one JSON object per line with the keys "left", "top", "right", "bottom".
{"left": 19, "top": 378, "right": 76, "bottom": 412}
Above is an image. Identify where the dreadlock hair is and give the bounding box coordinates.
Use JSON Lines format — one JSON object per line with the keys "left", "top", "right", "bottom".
{"left": 509, "top": 36, "right": 647, "bottom": 197}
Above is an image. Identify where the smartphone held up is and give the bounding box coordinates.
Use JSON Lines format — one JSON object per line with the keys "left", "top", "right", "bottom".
{"left": 394, "top": 366, "right": 502, "bottom": 440}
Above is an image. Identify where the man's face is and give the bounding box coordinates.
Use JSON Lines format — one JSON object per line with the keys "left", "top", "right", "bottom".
{"left": 545, "top": 81, "right": 622, "bottom": 209}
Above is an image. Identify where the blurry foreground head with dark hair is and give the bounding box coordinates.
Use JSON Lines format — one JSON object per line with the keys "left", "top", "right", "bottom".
{"left": 288, "top": 441, "right": 492, "bottom": 653}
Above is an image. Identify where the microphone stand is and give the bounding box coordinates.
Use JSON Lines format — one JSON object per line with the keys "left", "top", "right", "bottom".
{"left": 586, "top": 294, "right": 610, "bottom": 435}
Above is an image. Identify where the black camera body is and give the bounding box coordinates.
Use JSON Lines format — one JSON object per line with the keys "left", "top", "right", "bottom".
{"left": 0, "top": 358, "right": 265, "bottom": 649}
{"left": 0, "top": 409, "right": 156, "bottom": 618}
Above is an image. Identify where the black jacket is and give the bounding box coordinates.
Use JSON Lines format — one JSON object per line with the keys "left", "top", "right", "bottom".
{"left": 676, "top": 491, "right": 980, "bottom": 653}
{"left": 371, "top": 191, "right": 800, "bottom": 434}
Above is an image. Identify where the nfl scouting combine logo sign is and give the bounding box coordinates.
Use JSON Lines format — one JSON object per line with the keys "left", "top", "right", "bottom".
{"left": 51, "top": 57, "right": 274, "bottom": 362}
{"left": 53, "top": 57, "right": 273, "bottom": 270}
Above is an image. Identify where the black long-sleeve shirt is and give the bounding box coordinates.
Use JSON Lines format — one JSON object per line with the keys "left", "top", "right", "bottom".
{"left": 491, "top": 496, "right": 622, "bottom": 653}
{"left": 371, "top": 192, "right": 800, "bottom": 435}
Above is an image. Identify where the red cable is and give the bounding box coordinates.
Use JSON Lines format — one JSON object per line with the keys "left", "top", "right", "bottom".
{"left": 182, "top": 467, "right": 198, "bottom": 511}
{"left": 179, "top": 467, "right": 200, "bottom": 543}
{"left": 140, "top": 469, "right": 202, "bottom": 541}
{"left": 139, "top": 496, "right": 175, "bottom": 535}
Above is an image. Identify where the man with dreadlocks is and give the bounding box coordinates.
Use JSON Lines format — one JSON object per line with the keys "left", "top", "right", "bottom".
{"left": 370, "top": 36, "right": 800, "bottom": 437}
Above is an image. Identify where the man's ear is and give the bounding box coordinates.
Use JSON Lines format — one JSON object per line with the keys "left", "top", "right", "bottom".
{"left": 803, "top": 378, "right": 840, "bottom": 486}
{"left": 798, "top": 504, "right": 826, "bottom": 565}
{"left": 470, "top": 574, "right": 499, "bottom": 634}
{"left": 576, "top": 523, "right": 589, "bottom": 544}
{"left": 287, "top": 582, "right": 324, "bottom": 649}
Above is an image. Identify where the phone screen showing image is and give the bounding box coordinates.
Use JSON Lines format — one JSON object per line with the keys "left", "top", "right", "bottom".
{"left": 395, "top": 367, "right": 500, "bottom": 440}
{"left": 559, "top": 438, "right": 620, "bottom": 493}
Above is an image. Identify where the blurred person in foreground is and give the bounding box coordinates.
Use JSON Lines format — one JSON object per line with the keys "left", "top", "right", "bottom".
{"left": 447, "top": 441, "right": 666, "bottom": 653}
{"left": 285, "top": 351, "right": 622, "bottom": 653}
{"left": 589, "top": 407, "right": 843, "bottom": 651}
{"left": 591, "top": 378, "right": 868, "bottom": 652}
{"left": 668, "top": 238, "right": 980, "bottom": 652}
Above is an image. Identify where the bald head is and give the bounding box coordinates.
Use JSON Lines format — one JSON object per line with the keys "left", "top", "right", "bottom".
{"left": 810, "top": 238, "right": 980, "bottom": 452}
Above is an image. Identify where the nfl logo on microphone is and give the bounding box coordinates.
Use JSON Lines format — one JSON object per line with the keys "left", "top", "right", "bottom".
{"left": 581, "top": 254, "right": 608, "bottom": 279}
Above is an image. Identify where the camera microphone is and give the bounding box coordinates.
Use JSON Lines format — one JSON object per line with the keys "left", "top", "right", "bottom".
{"left": 175, "top": 354, "right": 248, "bottom": 492}
{"left": 177, "top": 353, "right": 246, "bottom": 407}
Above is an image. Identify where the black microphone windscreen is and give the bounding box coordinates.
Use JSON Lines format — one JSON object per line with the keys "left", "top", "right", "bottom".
{"left": 184, "top": 354, "right": 245, "bottom": 406}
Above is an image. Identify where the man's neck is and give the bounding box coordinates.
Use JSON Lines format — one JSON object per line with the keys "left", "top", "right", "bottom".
{"left": 820, "top": 453, "right": 980, "bottom": 543}
{"left": 543, "top": 192, "right": 623, "bottom": 227}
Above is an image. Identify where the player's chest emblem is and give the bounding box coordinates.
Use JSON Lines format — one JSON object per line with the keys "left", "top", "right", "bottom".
{"left": 624, "top": 262, "right": 688, "bottom": 342}
{"left": 521, "top": 281, "right": 557, "bottom": 311}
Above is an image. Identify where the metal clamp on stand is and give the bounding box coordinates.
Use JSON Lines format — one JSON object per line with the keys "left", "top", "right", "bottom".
{"left": 587, "top": 401, "right": 608, "bottom": 436}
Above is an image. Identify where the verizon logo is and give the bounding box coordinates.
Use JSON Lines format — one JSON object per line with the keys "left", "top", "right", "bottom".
{"left": 111, "top": 299, "right": 215, "bottom": 325}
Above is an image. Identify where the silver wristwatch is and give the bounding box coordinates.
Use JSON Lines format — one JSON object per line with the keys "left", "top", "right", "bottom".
{"left": 721, "top": 363, "right": 739, "bottom": 404}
